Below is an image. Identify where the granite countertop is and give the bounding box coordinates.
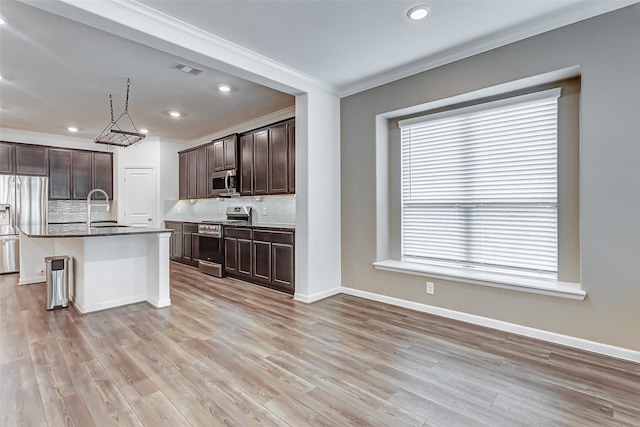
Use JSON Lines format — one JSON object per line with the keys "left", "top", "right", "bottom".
{"left": 163, "top": 218, "right": 295, "bottom": 231}
{"left": 20, "top": 223, "right": 172, "bottom": 238}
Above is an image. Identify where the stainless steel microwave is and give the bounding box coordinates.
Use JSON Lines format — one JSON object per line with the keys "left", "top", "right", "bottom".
{"left": 211, "top": 169, "right": 239, "bottom": 197}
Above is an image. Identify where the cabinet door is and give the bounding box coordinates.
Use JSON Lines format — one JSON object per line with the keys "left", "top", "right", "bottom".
{"left": 183, "top": 232, "right": 192, "bottom": 261}
{"left": 268, "top": 124, "right": 288, "bottom": 194}
{"left": 49, "top": 149, "right": 72, "bottom": 200}
{"left": 224, "top": 237, "right": 237, "bottom": 274}
{"left": 165, "top": 222, "right": 183, "bottom": 260}
{"left": 238, "top": 238, "right": 253, "bottom": 278}
{"left": 196, "top": 147, "right": 207, "bottom": 198}
{"left": 72, "top": 151, "right": 92, "bottom": 200}
{"left": 187, "top": 150, "right": 198, "bottom": 199}
{"left": 239, "top": 134, "right": 254, "bottom": 195}
{"left": 0, "top": 142, "right": 15, "bottom": 174}
{"left": 206, "top": 144, "right": 216, "bottom": 196}
{"left": 179, "top": 152, "right": 188, "bottom": 200}
{"left": 287, "top": 121, "right": 295, "bottom": 193}
{"left": 253, "top": 240, "right": 271, "bottom": 281}
{"left": 192, "top": 234, "right": 199, "bottom": 262}
{"left": 253, "top": 130, "right": 269, "bottom": 195}
{"left": 224, "top": 136, "right": 237, "bottom": 170}
{"left": 92, "top": 152, "right": 113, "bottom": 199}
{"left": 213, "top": 140, "right": 225, "bottom": 172}
{"left": 272, "top": 243, "right": 294, "bottom": 291}
{"left": 173, "top": 231, "right": 183, "bottom": 260}
{"left": 15, "top": 145, "right": 49, "bottom": 176}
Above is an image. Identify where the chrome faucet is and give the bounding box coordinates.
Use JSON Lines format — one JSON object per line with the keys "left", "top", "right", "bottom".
{"left": 87, "top": 189, "right": 110, "bottom": 229}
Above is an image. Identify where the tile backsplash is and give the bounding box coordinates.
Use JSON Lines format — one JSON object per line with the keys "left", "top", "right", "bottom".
{"left": 164, "top": 194, "right": 295, "bottom": 225}
{"left": 49, "top": 199, "right": 116, "bottom": 224}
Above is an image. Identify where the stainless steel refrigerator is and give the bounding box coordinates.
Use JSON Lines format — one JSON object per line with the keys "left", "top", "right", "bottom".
{"left": 0, "top": 175, "right": 48, "bottom": 274}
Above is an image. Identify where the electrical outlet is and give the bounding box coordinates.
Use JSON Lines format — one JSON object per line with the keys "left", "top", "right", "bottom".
{"left": 426, "top": 281, "right": 435, "bottom": 295}
{"left": 263, "top": 207, "right": 267, "bottom": 215}
{"left": 177, "top": 207, "right": 181, "bottom": 214}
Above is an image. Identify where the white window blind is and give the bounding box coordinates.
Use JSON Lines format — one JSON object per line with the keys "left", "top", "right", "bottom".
{"left": 399, "top": 88, "right": 561, "bottom": 277}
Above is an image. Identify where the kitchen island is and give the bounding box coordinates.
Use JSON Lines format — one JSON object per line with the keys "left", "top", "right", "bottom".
{"left": 19, "top": 224, "right": 172, "bottom": 314}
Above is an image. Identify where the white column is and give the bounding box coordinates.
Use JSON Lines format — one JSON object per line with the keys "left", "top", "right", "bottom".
{"left": 294, "top": 90, "right": 342, "bottom": 302}
{"left": 147, "top": 231, "right": 171, "bottom": 308}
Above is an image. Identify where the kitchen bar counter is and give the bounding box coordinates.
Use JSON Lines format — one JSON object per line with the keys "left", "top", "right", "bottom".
{"left": 21, "top": 223, "right": 172, "bottom": 238}
{"left": 164, "top": 219, "right": 295, "bottom": 230}
{"left": 19, "top": 224, "right": 171, "bottom": 314}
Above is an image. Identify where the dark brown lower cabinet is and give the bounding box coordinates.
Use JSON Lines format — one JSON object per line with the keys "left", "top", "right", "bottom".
{"left": 166, "top": 221, "right": 198, "bottom": 266}
{"left": 224, "top": 227, "right": 253, "bottom": 281}
{"left": 252, "top": 240, "right": 272, "bottom": 282}
{"left": 165, "top": 222, "right": 183, "bottom": 261}
{"left": 238, "top": 239, "right": 253, "bottom": 278}
{"left": 224, "top": 226, "right": 294, "bottom": 294}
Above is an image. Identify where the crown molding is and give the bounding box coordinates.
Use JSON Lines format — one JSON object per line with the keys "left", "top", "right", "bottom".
{"left": 189, "top": 106, "right": 296, "bottom": 147}
{"left": 21, "top": 0, "right": 339, "bottom": 97}
{"left": 339, "top": 0, "right": 640, "bottom": 97}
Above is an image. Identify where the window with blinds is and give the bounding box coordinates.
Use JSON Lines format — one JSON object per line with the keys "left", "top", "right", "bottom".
{"left": 399, "top": 88, "right": 561, "bottom": 277}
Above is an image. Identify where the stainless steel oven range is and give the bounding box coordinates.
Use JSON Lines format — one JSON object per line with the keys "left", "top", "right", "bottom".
{"left": 196, "top": 223, "right": 223, "bottom": 277}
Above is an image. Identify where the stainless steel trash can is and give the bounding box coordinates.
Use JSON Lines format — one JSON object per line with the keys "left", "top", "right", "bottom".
{"left": 45, "top": 255, "right": 70, "bottom": 310}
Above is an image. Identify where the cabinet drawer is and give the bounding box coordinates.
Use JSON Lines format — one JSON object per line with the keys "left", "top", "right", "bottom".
{"left": 225, "top": 227, "right": 252, "bottom": 239}
{"left": 165, "top": 221, "right": 182, "bottom": 231}
{"left": 183, "top": 223, "right": 199, "bottom": 233}
{"left": 253, "top": 230, "right": 294, "bottom": 244}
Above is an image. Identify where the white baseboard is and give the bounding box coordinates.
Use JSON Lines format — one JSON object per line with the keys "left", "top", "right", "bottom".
{"left": 147, "top": 298, "right": 171, "bottom": 308}
{"left": 294, "top": 286, "right": 342, "bottom": 303}
{"left": 76, "top": 295, "right": 147, "bottom": 314}
{"left": 341, "top": 287, "right": 640, "bottom": 363}
{"left": 19, "top": 276, "right": 46, "bottom": 285}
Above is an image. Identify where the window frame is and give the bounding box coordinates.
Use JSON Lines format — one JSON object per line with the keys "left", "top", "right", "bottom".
{"left": 372, "top": 70, "right": 584, "bottom": 300}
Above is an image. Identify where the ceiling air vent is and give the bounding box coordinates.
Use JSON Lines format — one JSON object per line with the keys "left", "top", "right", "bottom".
{"left": 170, "top": 62, "right": 203, "bottom": 76}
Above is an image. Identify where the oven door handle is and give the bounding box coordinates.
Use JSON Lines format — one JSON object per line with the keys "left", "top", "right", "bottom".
{"left": 195, "top": 232, "right": 222, "bottom": 239}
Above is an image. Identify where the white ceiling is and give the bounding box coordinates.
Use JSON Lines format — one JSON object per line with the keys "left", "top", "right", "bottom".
{"left": 0, "top": 0, "right": 636, "bottom": 144}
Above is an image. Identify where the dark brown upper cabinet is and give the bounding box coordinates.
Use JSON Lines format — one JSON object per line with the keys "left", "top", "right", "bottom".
{"left": 49, "top": 148, "right": 112, "bottom": 200}
{"left": 184, "top": 147, "right": 206, "bottom": 199}
{"left": 179, "top": 135, "right": 236, "bottom": 200}
{"left": 195, "top": 147, "right": 207, "bottom": 199}
{"left": 268, "top": 123, "right": 288, "bottom": 194}
{"left": 49, "top": 149, "right": 73, "bottom": 200}
{"left": 209, "top": 135, "right": 237, "bottom": 172}
{"left": 179, "top": 152, "right": 188, "bottom": 200}
{"left": 92, "top": 152, "right": 113, "bottom": 199}
{"left": 239, "top": 134, "right": 254, "bottom": 196}
{"left": 238, "top": 119, "right": 295, "bottom": 197}
{"left": 72, "top": 151, "right": 92, "bottom": 199}
{"left": 287, "top": 121, "right": 295, "bottom": 193}
{"left": 253, "top": 130, "right": 269, "bottom": 196}
{"left": 15, "top": 144, "right": 49, "bottom": 176}
{"left": 0, "top": 142, "right": 15, "bottom": 174}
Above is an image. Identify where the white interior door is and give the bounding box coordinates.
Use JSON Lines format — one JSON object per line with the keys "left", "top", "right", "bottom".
{"left": 123, "top": 167, "right": 156, "bottom": 227}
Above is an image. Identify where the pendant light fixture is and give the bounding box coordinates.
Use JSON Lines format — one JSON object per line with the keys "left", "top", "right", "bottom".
{"left": 95, "top": 78, "right": 146, "bottom": 148}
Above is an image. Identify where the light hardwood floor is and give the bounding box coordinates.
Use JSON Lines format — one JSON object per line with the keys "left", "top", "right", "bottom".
{"left": 1, "top": 262, "right": 639, "bottom": 426}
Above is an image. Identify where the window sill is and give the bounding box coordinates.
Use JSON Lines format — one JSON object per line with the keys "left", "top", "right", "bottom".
{"left": 373, "top": 259, "right": 586, "bottom": 300}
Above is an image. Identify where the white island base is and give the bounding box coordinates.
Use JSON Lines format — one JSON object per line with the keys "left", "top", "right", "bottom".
{"left": 19, "top": 228, "right": 171, "bottom": 314}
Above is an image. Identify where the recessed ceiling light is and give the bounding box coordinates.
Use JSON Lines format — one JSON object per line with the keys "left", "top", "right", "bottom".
{"left": 169, "top": 111, "right": 181, "bottom": 118}
{"left": 407, "top": 5, "right": 430, "bottom": 21}
{"left": 218, "top": 84, "right": 231, "bottom": 92}
{"left": 67, "top": 127, "right": 78, "bottom": 132}
{"left": 139, "top": 128, "right": 149, "bottom": 134}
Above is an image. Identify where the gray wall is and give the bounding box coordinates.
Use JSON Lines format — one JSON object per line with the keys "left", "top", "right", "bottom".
{"left": 340, "top": 5, "right": 640, "bottom": 351}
